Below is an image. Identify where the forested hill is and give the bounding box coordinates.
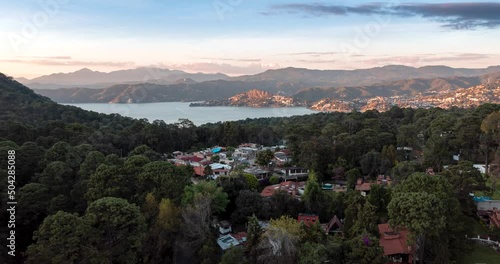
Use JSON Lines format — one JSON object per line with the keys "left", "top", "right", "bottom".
{"left": 2, "top": 71, "right": 500, "bottom": 263}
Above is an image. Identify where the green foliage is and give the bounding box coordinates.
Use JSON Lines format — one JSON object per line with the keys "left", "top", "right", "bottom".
{"left": 182, "top": 181, "right": 229, "bottom": 214}
{"left": 246, "top": 214, "right": 262, "bottom": 251}
{"left": 220, "top": 247, "right": 248, "bottom": 264}
{"left": 269, "top": 175, "right": 279, "bottom": 185}
{"left": 298, "top": 242, "right": 328, "bottom": 264}
{"left": 26, "top": 211, "right": 101, "bottom": 264}
{"left": 243, "top": 173, "right": 259, "bottom": 190}
{"left": 84, "top": 197, "right": 147, "bottom": 263}
{"left": 137, "top": 161, "right": 192, "bottom": 204}
{"left": 231, "top": 190, "right": 264, "bottom": 224}
{"left": 302, "top": 172, "right": 326, "bottom": 215}
{"left": 256, "top": 149, "right": 274, "bottom": 167}
{"left": 440, "top": 161, "right": 488, "bottom": 215}
{"left": 346, "top": 168, "right": 361, "bottom": 189}
{"left": 345, "top": 234, "right": 384, "bottom": 264}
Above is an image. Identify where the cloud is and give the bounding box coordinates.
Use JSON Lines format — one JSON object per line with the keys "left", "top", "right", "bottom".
{"left": 359, "top": 53, "right": 494, "bottom": 66}
{"left": 268, "top": 2, "right": 500, "bottom": 29}
{"left": 0, "top": 58, "right": 135, "bottom": 67}
{"left": 296, "top": 59, "right": 337, "bottom": 64}
{"left": 16, "top": 56, "right": 72, "bottom": 60}
{"left": 164, "top": 62, "right": 280, "bottom": 76}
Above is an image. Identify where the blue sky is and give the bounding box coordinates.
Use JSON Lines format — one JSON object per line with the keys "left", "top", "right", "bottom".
{"left": 1, "top": 0, "right": 500, "bottom": 78}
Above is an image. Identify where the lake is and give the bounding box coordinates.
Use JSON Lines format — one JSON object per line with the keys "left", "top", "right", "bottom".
{"left": 66, "top": 102, "right": 315, "bottom": 125}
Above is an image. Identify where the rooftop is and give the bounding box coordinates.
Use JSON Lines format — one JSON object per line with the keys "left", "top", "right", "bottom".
{"left": 378, "top": 223, "right": 412, "bottom": 256}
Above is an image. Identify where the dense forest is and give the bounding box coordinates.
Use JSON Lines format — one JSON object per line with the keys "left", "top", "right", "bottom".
{"left": 1, "top": 72, "right": 500, "bottom": 263}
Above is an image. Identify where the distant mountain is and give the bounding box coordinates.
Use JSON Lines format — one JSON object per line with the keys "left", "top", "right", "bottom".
{"left": 19, "top": 67, "right": 229, "bottom": 89}
{"left": 293, "top": 74, "right": 495, "bottom": 102}
{"left": 233, "top": 65, "right": 500, "bottom": 87}
{"left": 34, "top": 80, "right": 298, "bottom": 103}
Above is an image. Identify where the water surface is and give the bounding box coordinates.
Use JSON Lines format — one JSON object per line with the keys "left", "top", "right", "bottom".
{"left": 66, "top": 102, "right": 315, "bottom": 125}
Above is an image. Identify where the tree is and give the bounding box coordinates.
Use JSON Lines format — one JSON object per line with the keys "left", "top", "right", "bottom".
{"left": 246, "top": 214, "right": 262, "bottom": 252}
{"left": 302, "top": 172, "right": 325, "bottom": 215}
{"left": 17, "top": 183, "right": 51, "bottom": 226}
{"left": 142, "top": 198, "right": 180, "bottom": 264}
{"left": 203, "top": 165, "right": 213, "bottom": 177}
{"left": 179, "top": 197, "right": 212, "bottom": 251}
{"left": 258, "top": 216, "right": 304, "bottom": 264}
{"left": 360, "top": 151, "right": 382, "bottom": 177}
{"left": 243, "top": 173, "right": 259, "bottom": 190}
{"left": 345, "top": 233, "right": 384, "bottom": 264}
{"left": 391, "top": 160, "right": 422, "bottom": 183}
{"left": 181, "top": 181, "right": 229, "bottom": 214}
{"left": 269, "top": 175, "right": 280, "bottom": 185}
{"left": 367, "top": 184, "right": 391, "bottom": 216}
{"left": 39, "top": 161, "right": 74, "bottom": 195}
{"left": 137, "top": 161, "right": 192, "bottom": 205}
{"left": 26, "top": 211, "right": 102, "bottom": 264}
{"left": 84, "top": 197, "right": 147, "bottom": 263}
{"left": 211, "top": 154, "right": 220, "bottom": 163}
{"left": 232, "top": 190, "right": 264, "bottom": 224}
{"left": 256, "top": 149, "right": 274, "bottom": 167}
{"left": 220, "top": 247, "right": 248, "bottom": 264}
{"left": 346, "top": 168, "right": 361, "bottom": 190}
{"left": 440, "top": 161, "right": 488, "bottom": 215}
{"left": 298, "top": 242, "right": 328, "bottom": 264}
{"left": 388, "top": 173, "right": 463, "bottom": 263}
{"left": 481, "top": 111, "right": 500, "bottom": 172}
{"left": 389, "top": 192, "right": 445, "bottom": 263}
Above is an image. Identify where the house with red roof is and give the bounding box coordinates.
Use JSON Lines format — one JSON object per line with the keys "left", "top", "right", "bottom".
{"left": 378, "top": 223, "right": 414, "bottom": 263}
{"left": 298, "top": 214, "right": 319, "bottom": 227}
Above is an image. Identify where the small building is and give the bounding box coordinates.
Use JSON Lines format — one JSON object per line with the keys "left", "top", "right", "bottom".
{"left": 489, "top": 209, "right": 500, "bottom": 229}
{"left": 244, "top": 167, "right": 271, "bottom": 180}
{"left": 298, "top": 214, "right": 319, "bottom": 227}
{"left": 376, "top": 175, "right": 392, "bottom": 186}
{"left": 279, "top": 167, "right": 309, "bottom": 180}
{"left": 378, "top": 223, "right": 413, "bottom": 264}
{"left": 323, "top": 215, "right": 343, "bottom": 235}
{"left": 355, "top": 179, "right": 372, "bottom": 196}
{"left": 477, "top": 200, "right": 500, "bottom": 211}
{"left": 218, "top": 220, "right": 232, "bottom": 236}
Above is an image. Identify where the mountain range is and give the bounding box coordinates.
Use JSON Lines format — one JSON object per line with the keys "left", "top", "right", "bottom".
{"left": 17, "top": 67, "right": 228, "bottom": 89}
{"left": 22, "top": 65, "right": 500, "bottom": 91}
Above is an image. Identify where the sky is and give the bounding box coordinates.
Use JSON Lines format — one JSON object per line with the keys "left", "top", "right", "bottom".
{"left": 1, "top": 0, "right": 500, "bottom": 78}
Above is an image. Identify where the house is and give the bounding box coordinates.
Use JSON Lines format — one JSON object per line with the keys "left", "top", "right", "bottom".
{"left": 376, "top": 175, "right": 392, "bottom": 186}
{"left": 298, "top": 214, "right": 319, "bottom": 227}
{"left": 378, "top": 223, "right": 413, "bottom": 263}
{"left": 217, "top": 233, "right": 246, "bottom": 251}
{"left": 477, "top": 200, "right": 500, "bottom": 211}
{"left": 244, "top": 167, "right": 271, "bottom": 180}
{"left": 355, "top": 179, "right": 372, "bottom": 196}
{"left": 278, "top": 167, "right": 309, "bottom": 180}
{"left": 488, "top": 209, "right": 500, "bottom": 229}
{"left": 274, "top": 151, "right": 292, "bottom": 165}
{"left": 218, "top": 220, "right": 232, "bottom": 236}
{"left": 323, "top": 215, "right": 343, "bottom": 235}
{"left": 260, "top": 181, "right": 306, "bottom": 198}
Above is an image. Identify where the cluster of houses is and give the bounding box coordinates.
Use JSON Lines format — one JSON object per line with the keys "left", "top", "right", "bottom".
{"left": 214, "top": 214, "right": 413, "bottom": 263}
{"left": 172, "top": 143, "right": 419, "bottom": 262}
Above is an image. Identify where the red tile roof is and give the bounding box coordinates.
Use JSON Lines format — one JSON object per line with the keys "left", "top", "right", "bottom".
{"left": 378, "top": 223, "right": 412, "bottom": 257}
{"left": 355, "top": 182, "right": 372, "bottom": 192}
{"left": 194, "top": 166, "right": 205, "bottom": 176}
{"left": 298, "top": 214, "right": 319, "bottom": 227}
